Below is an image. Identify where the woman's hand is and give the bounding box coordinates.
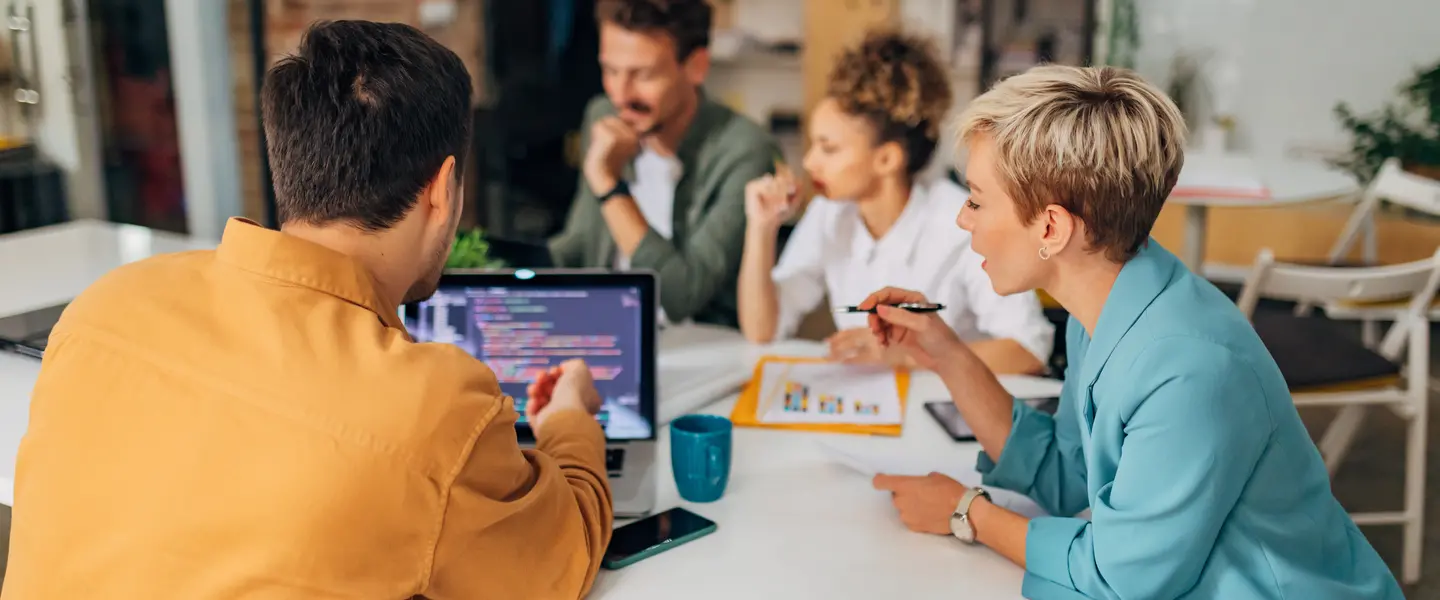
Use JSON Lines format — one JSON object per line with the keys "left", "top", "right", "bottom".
{"left": 743, "top": 171, "right": 798, "bottom": 232}
{"left": 873, "top": 472, "right": 970, "bottom": 535}
{"left": 858, "top": 287, "right": 963, "bottom": 370}
{"left": 825, "top": 327, "right": 883, "bottom": 363}
{"left": 825, "top": 327, "right": 915, "bottom": 368}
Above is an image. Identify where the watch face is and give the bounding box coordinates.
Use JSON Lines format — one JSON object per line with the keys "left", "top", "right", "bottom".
{"left": 951, "top": 514, "right": 975, "bottom": 543}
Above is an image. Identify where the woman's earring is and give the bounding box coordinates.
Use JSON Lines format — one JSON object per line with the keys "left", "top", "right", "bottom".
{"left": 1038, "top": 246, "right": 1051, "bottom": 261}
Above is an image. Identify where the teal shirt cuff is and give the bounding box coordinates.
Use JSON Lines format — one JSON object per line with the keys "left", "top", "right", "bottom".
{"left": 1024, "top": 517, "right": 1089, "bottom": 596}
{"left": 975, "top": 398, "right": 1053, "bottom": 491}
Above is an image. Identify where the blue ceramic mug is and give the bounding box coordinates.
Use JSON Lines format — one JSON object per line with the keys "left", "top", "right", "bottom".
{"left": 670, "top": 414, "right": 733, "bottom": 503}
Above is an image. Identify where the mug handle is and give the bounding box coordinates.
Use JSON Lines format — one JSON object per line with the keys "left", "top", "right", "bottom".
{"left": 706, "top": 445, "right": 723, "bottom": 480}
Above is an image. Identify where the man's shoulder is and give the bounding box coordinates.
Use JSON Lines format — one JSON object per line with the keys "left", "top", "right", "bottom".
{"left": 699, "top": 101, "right": 776, "bottom": 155}
{"left": 60, "top": 250, "right": 213, "bottom": 325}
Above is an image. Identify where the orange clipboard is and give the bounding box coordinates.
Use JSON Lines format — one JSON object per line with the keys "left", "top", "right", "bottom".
{"left": 729, "top": 355, "right": 910, "bottom": 436}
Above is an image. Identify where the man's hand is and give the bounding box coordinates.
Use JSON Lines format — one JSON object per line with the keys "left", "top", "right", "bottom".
{"left": 859, "top": 287, "right": 963, "bottom": 370}
{"left": 583, "top": 117, "right": 641, "bottom": 195}
{"left": 525, "top": 359, "right": 603, "bottom": 434}
{"left": 872, "top": 472, "right": 970, "bottom": 535}
{"left": 743, "top": 170, "right": 798, "bottom": 233}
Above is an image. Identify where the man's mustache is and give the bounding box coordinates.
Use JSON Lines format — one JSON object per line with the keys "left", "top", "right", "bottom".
{"left": 619, "top": 102, "right": 662, "bottom": 135}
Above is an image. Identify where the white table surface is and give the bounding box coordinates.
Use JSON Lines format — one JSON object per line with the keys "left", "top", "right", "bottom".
{"left": 592, "top": 354, "right": 1062, "bottom": 600}
{"left": 1166, "top": 153, "right": 1360, "bottom": 271}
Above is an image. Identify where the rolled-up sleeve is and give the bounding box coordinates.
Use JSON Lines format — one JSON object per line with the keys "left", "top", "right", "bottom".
{"left": 975, "top": 396, "right": 1090, "bottom": 518}
{"left": 1019, "top": 340, "right": 1272, "bottom": 599}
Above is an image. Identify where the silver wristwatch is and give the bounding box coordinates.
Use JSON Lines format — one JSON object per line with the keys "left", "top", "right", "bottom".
{"left": 950, "top": 486, "right": 991, "bottom": 544}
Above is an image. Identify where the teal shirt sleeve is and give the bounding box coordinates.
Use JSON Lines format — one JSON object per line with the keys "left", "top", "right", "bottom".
{"left": 976, "top": 319, "right": 1090, "bottom": 517}
{"left": 975, "top": 397, "right": 1091, "bottom": 518}
{"left": 1023, "top": 339, "right": 1274, "bottom": 599}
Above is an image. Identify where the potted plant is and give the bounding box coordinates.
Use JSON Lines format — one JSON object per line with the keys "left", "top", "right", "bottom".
{"left": 1332, "top": 60, "right": 1440, "bottom": 187}
{"left": 446, "top": 228, "right": 505, "bottom": 270}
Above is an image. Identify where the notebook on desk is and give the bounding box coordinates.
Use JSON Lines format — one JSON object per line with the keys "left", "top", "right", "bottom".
{"left": 730, "top": 355, "right": 911, "bottom": 436}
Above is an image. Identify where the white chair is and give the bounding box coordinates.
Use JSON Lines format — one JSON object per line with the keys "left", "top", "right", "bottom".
{"left": 1307, "top": 158, "right": 1440, "bottom": 346}
{"left": 1237, "top": 247, "right": 1440, "bottom": 585}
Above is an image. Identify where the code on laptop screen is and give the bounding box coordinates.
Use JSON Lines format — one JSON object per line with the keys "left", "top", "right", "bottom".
{"left": 405, "top": 285, "right": 652, "bottom": 440}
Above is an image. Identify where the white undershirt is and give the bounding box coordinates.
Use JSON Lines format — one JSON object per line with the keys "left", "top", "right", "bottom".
{"left": 769, "top": 178, "right": 1055, "bottom": 363}
{"left": 615, "top": 147, "right": 684, "bottom": 325}
{"left": 614, "top": 148, "right": 682, "bottom": 270}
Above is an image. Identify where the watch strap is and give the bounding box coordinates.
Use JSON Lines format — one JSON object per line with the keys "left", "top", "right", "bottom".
{"left": 595, "top": 179, "right": 631, "bottom": 204}
{"left": 956, "top": 486, "right": 990, "bottom": 516}
{"left": 952, "top": 486, "right": 990, "bottom": 543}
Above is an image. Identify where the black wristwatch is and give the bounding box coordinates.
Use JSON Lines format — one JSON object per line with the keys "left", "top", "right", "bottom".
{"left": 595, "top": 179, "right": 631, "bottom": 204}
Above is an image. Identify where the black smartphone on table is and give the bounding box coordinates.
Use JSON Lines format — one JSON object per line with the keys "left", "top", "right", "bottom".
{"left": 925, "top": 398, "right": 1061, "bottom": 442}
{"left": 924, "top": 401, "right": 976, "bottom": 441}
{"left": 602, "top": 507, "right": 717, "bottom": 570}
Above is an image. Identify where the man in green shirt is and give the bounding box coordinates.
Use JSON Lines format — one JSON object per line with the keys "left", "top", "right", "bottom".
{"left": 549, "top": 0, "right": 781, "bottom": 328}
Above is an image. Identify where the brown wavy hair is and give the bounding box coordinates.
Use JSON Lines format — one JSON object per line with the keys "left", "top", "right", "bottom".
{"left": 827, "top": 29, "right": 954, "bottom": 176}
{"left": 596, "top": 0, "right": 712, "bottom": 61}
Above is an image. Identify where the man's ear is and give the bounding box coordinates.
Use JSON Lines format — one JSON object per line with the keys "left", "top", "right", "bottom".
{"left": 682, "top": 48, "right": 710, "bottom": 87}
{"left": 425, "top": 156, "right": 458, "bottom": 225}
{"left": 872, "top": 141, "right": 906, "bottom": 178}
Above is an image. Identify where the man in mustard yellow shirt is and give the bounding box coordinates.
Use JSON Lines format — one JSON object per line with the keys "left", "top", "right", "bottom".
{"left": 4, "top": 21, "right": 612, "bottom": 599}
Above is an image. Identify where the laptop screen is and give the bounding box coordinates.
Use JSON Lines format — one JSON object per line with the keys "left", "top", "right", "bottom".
{"left": 402, "top": 272, "right": 657, "bottom": 441}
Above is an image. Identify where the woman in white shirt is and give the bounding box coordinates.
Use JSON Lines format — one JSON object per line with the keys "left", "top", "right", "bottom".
{"left": 737, "top": 29, "right": 1053, "bottom": 375}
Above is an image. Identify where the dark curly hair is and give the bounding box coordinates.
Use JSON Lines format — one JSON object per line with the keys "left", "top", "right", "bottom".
{"left": 596, "top": 0, "right": 711, "bottom": 61}
{"left": 826, "top": 29, "right": 953, "bottom": 176}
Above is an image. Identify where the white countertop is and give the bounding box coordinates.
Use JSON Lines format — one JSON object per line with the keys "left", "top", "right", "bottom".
{"left": 0, "top": 219, "right": 215, "bottom": 317}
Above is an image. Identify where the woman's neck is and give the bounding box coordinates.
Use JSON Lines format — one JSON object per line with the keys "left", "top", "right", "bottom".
{"left": 1042, "top": 254, "right": 1125, "bottom": 336}
{"left": 857, "top": 176, "right": 911, "bottom": 240}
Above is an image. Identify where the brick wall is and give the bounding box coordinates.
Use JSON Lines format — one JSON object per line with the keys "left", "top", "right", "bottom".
{"left": 226, "top": 0, "right": 487, "bottom": 222}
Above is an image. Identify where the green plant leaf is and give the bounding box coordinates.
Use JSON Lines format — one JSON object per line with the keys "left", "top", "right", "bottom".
{"left": 1331, "top": 59, "right": 1440, "bottom": 185}
{"left": 446, "top": 227, "right": 504, "bottom": 269}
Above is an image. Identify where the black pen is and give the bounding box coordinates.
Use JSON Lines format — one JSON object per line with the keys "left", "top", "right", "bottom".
{"left": 833, "top": 303, "right": 946, "bottom": 314}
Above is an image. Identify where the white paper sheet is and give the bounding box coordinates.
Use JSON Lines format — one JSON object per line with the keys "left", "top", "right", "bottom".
{"left": 756, "top": 362, "right": 903, "bottom": 425}
{"left": 815, "top": 441, "right": 1052, "bottom": 519}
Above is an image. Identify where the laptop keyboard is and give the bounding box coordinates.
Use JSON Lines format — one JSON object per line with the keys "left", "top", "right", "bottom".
{"left": 605, "top": 448, "right": 625, "bottom": 476}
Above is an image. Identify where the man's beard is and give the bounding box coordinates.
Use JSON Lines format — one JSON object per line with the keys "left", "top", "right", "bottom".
{"left": 401, "top": 239, "right": 449, "bottom": 305}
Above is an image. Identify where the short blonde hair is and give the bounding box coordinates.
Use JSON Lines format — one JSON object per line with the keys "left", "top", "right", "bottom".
{"left": 955, "top": 65, "right": 1186, "bottom": 262}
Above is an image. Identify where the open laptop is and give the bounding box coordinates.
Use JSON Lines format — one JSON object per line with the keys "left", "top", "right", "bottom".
{"left": 402, "top": 270, "right": 658, "bottom": 517}
{"left": 0, "top": 302, "right": 67, "bottom": 359}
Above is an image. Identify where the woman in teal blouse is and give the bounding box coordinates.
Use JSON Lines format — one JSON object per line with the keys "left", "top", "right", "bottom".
{"left": 861, "top": 64, "right": 1402, "bottom": 599}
